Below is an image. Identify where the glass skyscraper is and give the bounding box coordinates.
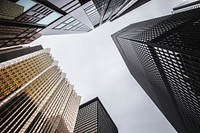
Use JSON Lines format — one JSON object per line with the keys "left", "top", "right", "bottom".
{"left": 74, "top": 97, "right": 118, "bottom": 133}
{"left": 0, "top": 0, "right": 150, "bottom": 48}
{"left": 112, "top": 5, "right": 200, "bottom": 133}
{"left": 0, "top": 45, "right": 81, "bottom": 133}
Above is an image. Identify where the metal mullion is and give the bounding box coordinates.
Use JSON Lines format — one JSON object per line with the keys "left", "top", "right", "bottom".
{"left": 22, "top": 76, "right": 60, "bottom": 132}
{"left": 45, "top": 81, "right": 71, "bottom": 133}
{"left": 30, "top": 73, "right": 62, "bottom": 132}
{"left": 1, "top": 67, "right": 57, "bottom": 130}
{"left": 19, "top": 72, "right": 62, "bottom": 132}
{"left": 1, "top": 87, "right": 41, "bottom": 132}
{"left": 3, "top": 27, "right": 31, "bottom": 47}
{"left": 38, "top": 79, "right": 66, "bottom": 132}
{"left": 61, "top": 90, "right": 76, "bottom": 129}
{"left": 2, "top": 69, "right": 58, "bottom": 132}
{"left": 26, "top": 70, "right": 59, "bottom": 131}
{"left": 41, "top": 80, "right": 68, "bottom": 132}
{"left": 0, "top": 93, "right": 29, "bottom": 128}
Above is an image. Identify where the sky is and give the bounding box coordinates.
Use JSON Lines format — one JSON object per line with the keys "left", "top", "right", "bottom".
{"left": 31, "top": 0, "right": 186, "bottom": 132}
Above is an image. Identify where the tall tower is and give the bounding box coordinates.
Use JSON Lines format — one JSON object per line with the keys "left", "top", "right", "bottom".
{"left": 0, "top": 46, "right": 81, "bottom": 133}
{"left": 112, "top": 6, "right": 200, "bottom": 133}
{"left": 0, "top": 0, "right": 150, "bottom": 48}
{"left": 74, "top": 97, "right": 118, "bottom": 133}
{"left": 172, "top": 0, "right": 200, "bottom": 13}
{"left": 0, "top": 0, "right": 93, "bottom": 48}
{"left": 78, "top": 0, "right": 150, "bottom": 25}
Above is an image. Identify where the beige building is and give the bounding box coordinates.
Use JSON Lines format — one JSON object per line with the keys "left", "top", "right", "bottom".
{"left": 0, "top": 46, "right": 81, "bottom": 133}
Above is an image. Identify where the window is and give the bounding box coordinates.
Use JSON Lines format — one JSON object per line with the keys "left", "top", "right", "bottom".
{"left": 16, "top": 0, "right": 36, "bottom": 12}
{"left": 37, "top": 12, "right": 62, "bottom": 25}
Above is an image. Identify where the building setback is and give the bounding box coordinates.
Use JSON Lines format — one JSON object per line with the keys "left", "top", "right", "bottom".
{"left": 0, "top": 0, "right": 150, "bottom": 48}
{"left": 112, "top": 6, "right": 200, "bottom": 133}
{"left": 0, "top": 45, "right": 81, "bottom": 133}
{"left": 74, "top": 97, "right": 118, "bottom": 133}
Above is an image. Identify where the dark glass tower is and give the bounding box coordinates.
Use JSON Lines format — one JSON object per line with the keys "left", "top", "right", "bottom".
{"left": 112, "top": 7, "right": 200, "bottom": 133}
{"left": 74, "top": 97, "right": 118, "bottom": 133}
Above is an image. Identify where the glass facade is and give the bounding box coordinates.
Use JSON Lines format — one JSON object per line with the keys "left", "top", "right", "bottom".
{"left": 173, "top": 0, "right": 200, "bottom": 13}
{"left": 0, "top": 47, "right": 81, "bottom": 133}
{"left": 74, "top": 97, "right": 118, "bottom": 133}
{"left": 0, "top": 0, "right": 49, "bottom": 47}
{"left": 16, "top": 0, "right": 36, "bottom": 12}
{"left": 0, "top": 50, "right": 53, "bottom": 100}
{"left": 81, "top": 1, "right": 101, "bottom": 27}
{"left": 37, "top": 12, "right": 62, "bottom": 25}
{"left": 0, "top": 24, "right": 42, "bottom": 48}
{"left": 90, "top": 0, "right": 150, "bottom": 24}
{"left": 0, "top": 0, "right": 149, "bottom": 47}
{"left": 54, "top": 16, "right": 91, "bottom": 32}
{"left": 112, "top": 7, "right": 200, "bottom": 133}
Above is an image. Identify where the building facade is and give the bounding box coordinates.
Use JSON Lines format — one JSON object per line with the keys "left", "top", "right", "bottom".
{"left": 0, "top": 45, "right": 81, "bottom": 133}
{"left": 74, "top": 97, "right": 118, "bottom": 133}
{"left": 0, "top": 0, "right": 93, "bottom": 48}
{"left": 112, "top": 7, "right": 200, "bottom": 133}
{"left": 79, "top": 0, "right": 150, "bottom": 25}
{"left": 0, "top": 0, "right": 150, "bottom": 48}
{"left": 172, "top": 0, "right": 200, "bottom": 13}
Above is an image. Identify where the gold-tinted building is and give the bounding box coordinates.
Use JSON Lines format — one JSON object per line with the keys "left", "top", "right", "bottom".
{"left": 0, "top": 46, "right": 81, "bottom": 133}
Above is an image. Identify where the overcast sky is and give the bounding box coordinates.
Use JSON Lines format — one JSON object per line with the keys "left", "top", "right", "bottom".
{"left": 31, "top": 0, "right": 186, "bottom": 132}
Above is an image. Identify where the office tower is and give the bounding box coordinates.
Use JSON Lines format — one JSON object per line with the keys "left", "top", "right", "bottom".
{"left": 79, "top": 0, "right": 150, "bottom": 25}
{"left": 112, "top": 6, "right": 200, "bottom": 133}
{"left": 0, "top": 45, "right": 81, "bottom": 133}
{"left": 172, "top": 0, "right": 200, "bottom": 13}
{"left": 74, "top": 97, "right": 118, "bottom": 133}
{"left": 0, "top": 0, "right": 150, "bottom": 48}
{"left": 0, "top": 0, "right": 92, "bottom": 48}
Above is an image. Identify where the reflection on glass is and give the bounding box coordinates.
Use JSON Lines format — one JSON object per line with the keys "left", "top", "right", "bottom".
{"left": 73, "top": 21, "right": 79, "bottom": 26}
{"left": 0, "top": 0, "right": 37, "bottom": 20}
{"left": 55, "top": 23, "right": 66, "bottom": 29}
{"left": 37, "top": 12, "right": 62, "bottom": 25}
{"left": 64, "top": 17, "right": 75, "bottom": 24}
{"left": 16, "top": 0, "right": 36, "bottom": 12}
{"left": 64, "top": 25, "right": 73, "bottom": 30}
{"left": 0, "top": 0, "right": 24, "bottom": 20}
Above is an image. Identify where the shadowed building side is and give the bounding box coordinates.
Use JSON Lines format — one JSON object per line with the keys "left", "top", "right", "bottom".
{"left": 74, "top": 97, "right": 118, "bottom": 133}
{"left": 112, "top": 7, "right": 200, "bottom": 133}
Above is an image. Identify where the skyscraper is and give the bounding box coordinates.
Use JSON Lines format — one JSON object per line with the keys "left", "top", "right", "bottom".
{"left": 0, "top": 0, "right": 92, "bottom": 48}
{"left": 0, "top": 45, "right": 81, "bottom": 133}
{"left": 79, "top": 0, "right": 150, "bottom": 25}
{"left": 172, "top": 0, "right": 200, "bottom": 13}
{"left": 112, "top": 6, "right": 200, "bottom": 133}
{"left": 74, "top": 97, "right": 118, "bottom": 133}
{"left": 0, "top": 0, "right": 150, "bottom": 48}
